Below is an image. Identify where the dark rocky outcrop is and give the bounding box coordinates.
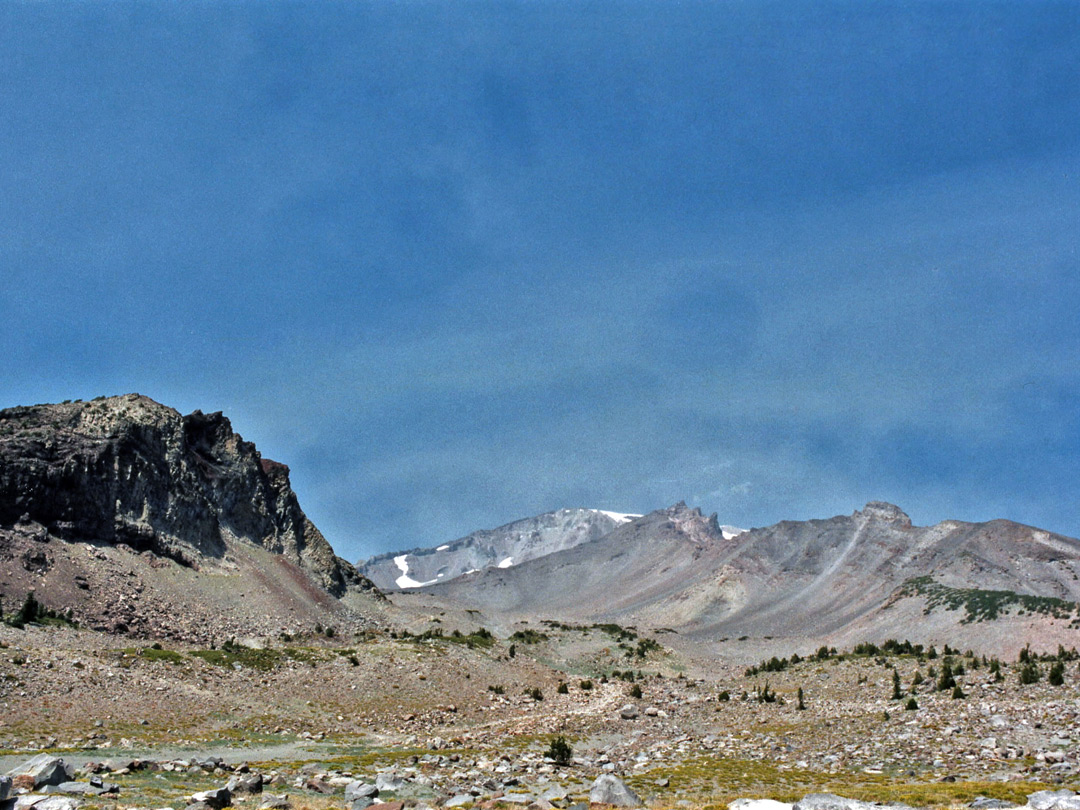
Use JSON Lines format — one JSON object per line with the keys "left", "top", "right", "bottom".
{"left": 0, "top": 394, "right": 377, "bottom": 613}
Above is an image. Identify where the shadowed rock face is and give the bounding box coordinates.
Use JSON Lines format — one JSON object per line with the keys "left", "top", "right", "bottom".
{"left": 0, "top": 394, "right": 372, "bottom": 598}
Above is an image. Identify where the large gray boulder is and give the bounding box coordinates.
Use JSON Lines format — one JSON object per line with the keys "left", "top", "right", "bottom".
{"left": 344, "top": 782, "right": 378, "bottom": 801}
{"left": 589, "top": 775, "right": 641, "bottom": 807}
{"left": 1028, "top": 791, "right": 1080, "bottom": 810}
{"left": 226, "top": 775, "right": 263, "bottom": 796}
{"left": 794, "top": 796, "right": 876, "bottom": 810}
{"left": 190, "top": 788, "right": 231, "bottom": 809}
{"left": 13, "top": 798, "right": 82, "bottom": 810}
{"left": 730, "top": 801, "right": 793, "bottom": 810}
{"left": 375, "top": 772, "right": 405, "bottom": 792}
{"left": 6, "top": 756, "right": 74, "bottom": 791}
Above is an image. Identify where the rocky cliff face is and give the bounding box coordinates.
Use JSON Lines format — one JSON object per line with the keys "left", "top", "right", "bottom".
{"left": 0, "top": 394, "right": 375, "bottom": 602}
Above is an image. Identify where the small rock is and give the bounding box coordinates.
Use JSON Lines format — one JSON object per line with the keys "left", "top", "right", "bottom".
{"left": 969, "top": 798, "right": 1017, "bottom": 809}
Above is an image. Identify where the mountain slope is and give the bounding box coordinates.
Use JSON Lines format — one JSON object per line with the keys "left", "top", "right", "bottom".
{"left": 0, "top": 394, "right": 381, "bottom": 640}
{"left": 420, "top": 501, "right": 1080, "bottom": 653}
{"left": 359, "top": 507, "right": 637, "bottom": 590}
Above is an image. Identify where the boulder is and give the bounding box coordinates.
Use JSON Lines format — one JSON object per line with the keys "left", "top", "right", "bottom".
{"left": 445, "top": 794, "right": 475, "bottom": 807}
{"left": 258, "top": 796, "right": 291, "bottom": 810}
{"left": 1028, "top": 791, "right": 1080, "bottom": 810}
{"left": 793, "top": 796, "right": 878, "bottom": 810}
{"left": 190, "top": 788, "right": 232, "bottom": 809}
{"left": 0, "top": 777, "right": 11, "bottom": 800}
{"left": 226, "top": 775, "right": 263, "bottom": 796}
{"left": 969, "top": 799, "right": 1017, "bottom": 809}
{"left": 375, "top": 772, "right": 406, "bottom": 792}
{"left": 344, "top": 782, "right": 379, "bottom": 801}
{"left": 589, "top": 775, "right": 640, "bottom": 807}
{"left": 302, "top": 780, "right": 334, "bottom": 795}
{"left": 730, "top": 801, "right": 793, "bottom": 810}
{"left": 14, "top": 798, "right": 82, "bottom": 810}
{"left": 618, "top": 705, "right": 638, "bottom": 720}
{"left": 350, "top": 799, "right": 375, "bottom": 810}
{"left": 6, "top": 757, "right": 74, "bottom": 791}
{"left": 43, "top": 782, "right": 118, "bottom": 797}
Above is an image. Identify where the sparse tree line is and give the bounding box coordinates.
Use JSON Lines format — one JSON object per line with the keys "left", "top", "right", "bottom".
{"left": 741, "top": 639, "right": 1078, "bottom": 714}
{"left": 1, "top": 591, "right": 79, "bottom": 630}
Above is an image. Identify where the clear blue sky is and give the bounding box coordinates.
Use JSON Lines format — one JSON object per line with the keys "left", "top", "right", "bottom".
{"left": 3, "top": 2, "right": 1079, "bottom": 561}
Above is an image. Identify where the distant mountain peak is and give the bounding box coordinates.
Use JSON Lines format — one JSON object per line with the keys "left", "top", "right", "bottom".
{"left": 856, "top": 501, "right": 912, "bottom": 526}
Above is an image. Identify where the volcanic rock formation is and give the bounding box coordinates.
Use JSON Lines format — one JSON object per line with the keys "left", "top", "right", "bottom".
{"left": 0, "top": 394, "right": 379, "bottom": 639}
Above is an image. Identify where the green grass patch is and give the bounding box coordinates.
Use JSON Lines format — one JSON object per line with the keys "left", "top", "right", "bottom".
{"left": 628, "top": 754, "right": 1055, "bottom": 807}
{"left": 899, "top": 576, "right": 1078, "bottom": 623}
{"left": 190, "top": 646, "right": 283, "bottom": 670}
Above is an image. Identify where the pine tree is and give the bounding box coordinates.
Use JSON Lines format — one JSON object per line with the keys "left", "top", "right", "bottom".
{"left": 13, "top": 592, "right": 40, "bottom": 627}
{"left": 891, "top": 669, "right": 902, "bottom": 700}
{"left": 1049, "top": 661, "right": 1065, "bottom": 686}
{"left": 936, "top": 661, "right": 955, "bottom": 692}
{"left": 797, "top": 687, "right": 806, "bottom": 710}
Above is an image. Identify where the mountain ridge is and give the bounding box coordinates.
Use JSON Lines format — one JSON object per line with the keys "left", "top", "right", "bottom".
{"left": 411, "top": 500, "right": 1080, "bottom": 656}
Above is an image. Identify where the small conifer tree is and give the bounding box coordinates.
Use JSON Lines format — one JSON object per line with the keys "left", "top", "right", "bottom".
{"left": 546, "top": 736, "right": 572, "bottom": 765}
{"left": 1049, "top": 661, "right": 1065, "bottom": 686}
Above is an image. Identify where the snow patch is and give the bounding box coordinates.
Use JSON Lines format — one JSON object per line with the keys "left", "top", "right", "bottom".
{"left": 497, "top": 556, "right": 514, "bottom": 568}
{"left": 436, "top": 544, "right": 450, "bottom": 551}
{"left": 721, "top": 525, "right": 747, "bottom": 540}
{"left": 393, "top": 554, "right": 438, "bottom": 589}
{"left": 594, "top": 509, "right": 641, "bottom": 524}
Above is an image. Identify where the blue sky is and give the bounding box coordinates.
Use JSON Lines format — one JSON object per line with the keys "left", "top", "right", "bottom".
{"left": 2, "top": 2, "right": 1079, "bottom": 560}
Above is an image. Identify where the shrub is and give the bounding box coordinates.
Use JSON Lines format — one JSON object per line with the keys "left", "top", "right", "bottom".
{"left": 556, "top": 682, "right": 569, "bottom": 694}
{"left": 1049, "top": 661, "right": 1065, "bottom": 686}
{"left": 951, "top": 684, "right": 966, "bottom": 699}
{"left": 546, "top": 735, "right": 572, "bottom": 765}
{"left": 527, "top": 686, "right": 543, "bottom": 701}
{"left": 1019, "top": 662, "right": 1040, "bottom": 685}
{"left": 936, "top": 661, "right": 956, "bottom": 692}
{"left": 579, "top": 679, "right": 593, "bottom": 691}
{"left": 717, "top": 690, "right": 730, "bottom": 701}
{"left": 905, "top": 697, "right": 919, "bottom": 711}
{"left": 629, "top": 684, "right": 642, "bottom": 699}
